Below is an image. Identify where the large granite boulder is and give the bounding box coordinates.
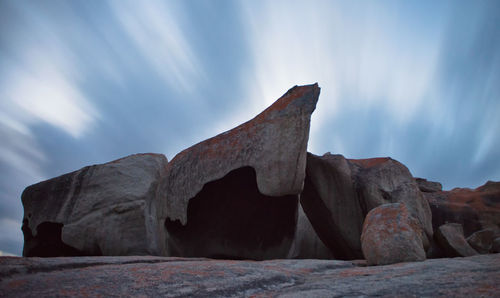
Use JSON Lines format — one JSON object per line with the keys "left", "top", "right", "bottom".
{"left": 300, "top": 153, "right": 364, "bottom": 259}
{"left": 435, "top": 223, "right": 478, "bottom": 257}
{"left": 300, "top": 154, "right": 433, "bottom": 260}
{"left": 21, "top": 153, "right": 168, "bottom": 257}
{"left": 350, "top": 157, "right": 433, "bottom": 248}
{"left": 161, "top": 84, "right": 320, "bottom": 259}
{"left": 361, "top": 203, "right": 427, "bottom": 265}
{"left": 424, "top": 181, "right": 500, "bottom": 238}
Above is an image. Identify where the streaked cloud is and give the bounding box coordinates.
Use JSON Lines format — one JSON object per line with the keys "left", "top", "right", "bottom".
{"left": 110, "top": 0, "right": 205, "bottom": 94}
{"left": 239, "top": 1, "right": 444, "bottom": 154}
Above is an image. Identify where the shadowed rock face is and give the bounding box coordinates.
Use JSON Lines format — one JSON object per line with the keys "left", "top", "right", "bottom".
{"left": 21, "top": 154, "right": 169, "bottom": 257}
{"left": 22, "top": 222, "right": 84, "bottom": 257}
{"left": 467, "top": 229, "right": 495, "bottom": 254}
{"left": 424, "top": 181, "right": 500, "bottom": 237}
{"left": 165, "top": 167, "right": 298, "bottom": 260}
{"left": 161, "top": 84, "right": 320, "bottom": 225}
{"left": 435, "top": 223, "right": 478, "bottom": 257}
{"left": 300, "top": 153, "right": 364, "bottom": 259}
{"left": 287, "top": 203, "right": 334, "bottom": 259}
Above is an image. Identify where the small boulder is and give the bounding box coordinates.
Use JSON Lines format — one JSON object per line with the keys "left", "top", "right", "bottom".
{"left": 435, "top": 223, "right": 478, "bottom": 257}
{"left": 361, "top": 203, "right": 427, "bottom": 265}
{"left": 466, "top": 229, "right": 495, "bottom": 254}
{"left": 415, "top": 178, "right": 442, "bottom": 193}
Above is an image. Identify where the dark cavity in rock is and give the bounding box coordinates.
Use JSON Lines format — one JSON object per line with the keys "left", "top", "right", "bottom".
{"left": 22, "top": 221, "right": 86, "bottom": 257}
{"left": 165, "top": 166, "right": 298, "bottom": 260}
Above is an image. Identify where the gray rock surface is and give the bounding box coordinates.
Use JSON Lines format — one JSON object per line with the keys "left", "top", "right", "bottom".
{"left": 349, "top": 157, "right": 433, "bottom": 248}
{"left": 416, "top": 177, "right": 443, "bottom": 192}
{"left": 300, "top": 153, "right": 364, "bottom": 259}
{"left": 1, "top": 254, "right": 499, "bottom": 297}
{"left": 21, "top": 153, "right": 169, "bottom": 257}
{"left": 436, "top": 223, "right": 479, "bottom": 257}
{"left": 466, "top": 229, "right": 495, "bottom": 254}
{"left": 160, "top": 84, "right": 320, "bottom": 225}
{"left": 361, "top": 203, "right": 426, "bottom": 265}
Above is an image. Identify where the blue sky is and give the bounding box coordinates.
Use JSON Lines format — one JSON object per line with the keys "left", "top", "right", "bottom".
{"left": 1, "top": 0, "right": 499, "bottom": 255}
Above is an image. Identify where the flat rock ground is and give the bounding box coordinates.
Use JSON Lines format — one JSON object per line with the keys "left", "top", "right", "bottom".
{"left": 0, "top": 254, "right": 499, "bottom": 297}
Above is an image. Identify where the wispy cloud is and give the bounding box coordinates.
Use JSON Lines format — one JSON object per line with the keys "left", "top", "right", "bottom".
{"left": 110, "top": 0, "right": 204, "bottom": 94}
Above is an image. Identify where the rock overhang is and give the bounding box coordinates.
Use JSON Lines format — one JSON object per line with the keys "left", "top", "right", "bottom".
{"left": 161, "top": 83, "right": 320, "bottom": 224}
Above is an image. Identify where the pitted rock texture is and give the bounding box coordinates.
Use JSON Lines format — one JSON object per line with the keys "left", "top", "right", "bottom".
{"left": 161, "top": 84, "right": 320, "bottom": 224}
{"left": 1, "top": 254, "right": 499, "bottom": 297}
{"left": 300, "top": 153, "right": 364, "bottom": 259}
{"left": 416, "top": 177, "right": 443, "bottom": 193}
{"left": 349, "top": 157, "right": 433, "bottom": 247}
{"left": 424, "top": 181, "right": 500, "bottom": 238}
{"left": 361, "top": 203, "right": 427, "bottom": 265}
{"left": 21, "top": 153, "right": 168, "bottom": 257}
{"left": 436, "top": 223, "right": 479, "bottom": 257}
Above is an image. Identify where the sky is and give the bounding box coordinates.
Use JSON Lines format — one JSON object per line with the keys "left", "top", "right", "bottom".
{"left": 0, "top": 0, "right": 499, "bottom": 256}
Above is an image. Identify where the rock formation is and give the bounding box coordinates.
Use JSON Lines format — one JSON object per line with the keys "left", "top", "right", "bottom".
{"left": 424, "top": 181, "right": 500, "bottom": 238}
{"left": 349, "top": 157, "right": 433, "bottom": 248}
{"left": 301, "top": 153, "right": 433, "bottom": 261}
{"left": 18, "top": 83, "right": 500, "bottom": 269}
{"left": 160, "top": 84, "right": 320, "bottom": 225}
{"left": 161, "top": 84, "right": 320, "bottom": 259}
{"left": 21, "top": 154, "right": 168, "bottom": 257}
{"left": 361, "top": 203, "right": 427, "bottom": 265}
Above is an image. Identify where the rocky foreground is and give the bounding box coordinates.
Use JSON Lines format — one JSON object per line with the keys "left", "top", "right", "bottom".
{"left": 1, "top": 254, "right": 499, "bottom": 297}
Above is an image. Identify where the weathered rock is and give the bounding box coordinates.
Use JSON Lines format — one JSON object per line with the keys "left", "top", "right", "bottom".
{"left": 349, "top": 157, "right": 433, "bottom": 247}
{"left": 415, "top": 177, "right": 443, "bottom": 193}
{"left": 436, "top": 223, "right": 478, "bottom": 257}
{"left": 164, "top": 167, "right": 298, "bottom": 260}
{"left": 300, "top": 153, "right": 364, "bottom": 259}
{"left": 161, "top": 84, "right": 320, "bottom": 225}
{"left": 286, "top": 203, "right": 334, "bottom": 259}
{"left": 424, "top": 181, "right": 500, "bottom": 237}
{"left": 466, "top": 229, "right": 495, "bottom": 254}
{"left": 1, "top": 254, "right": 499, "bottom": 297}
{"left": 361, "top": 203, "right": 427, "bottom": 265}
{"left": 21, "top": 153, "right": 169, "bottom": 257}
